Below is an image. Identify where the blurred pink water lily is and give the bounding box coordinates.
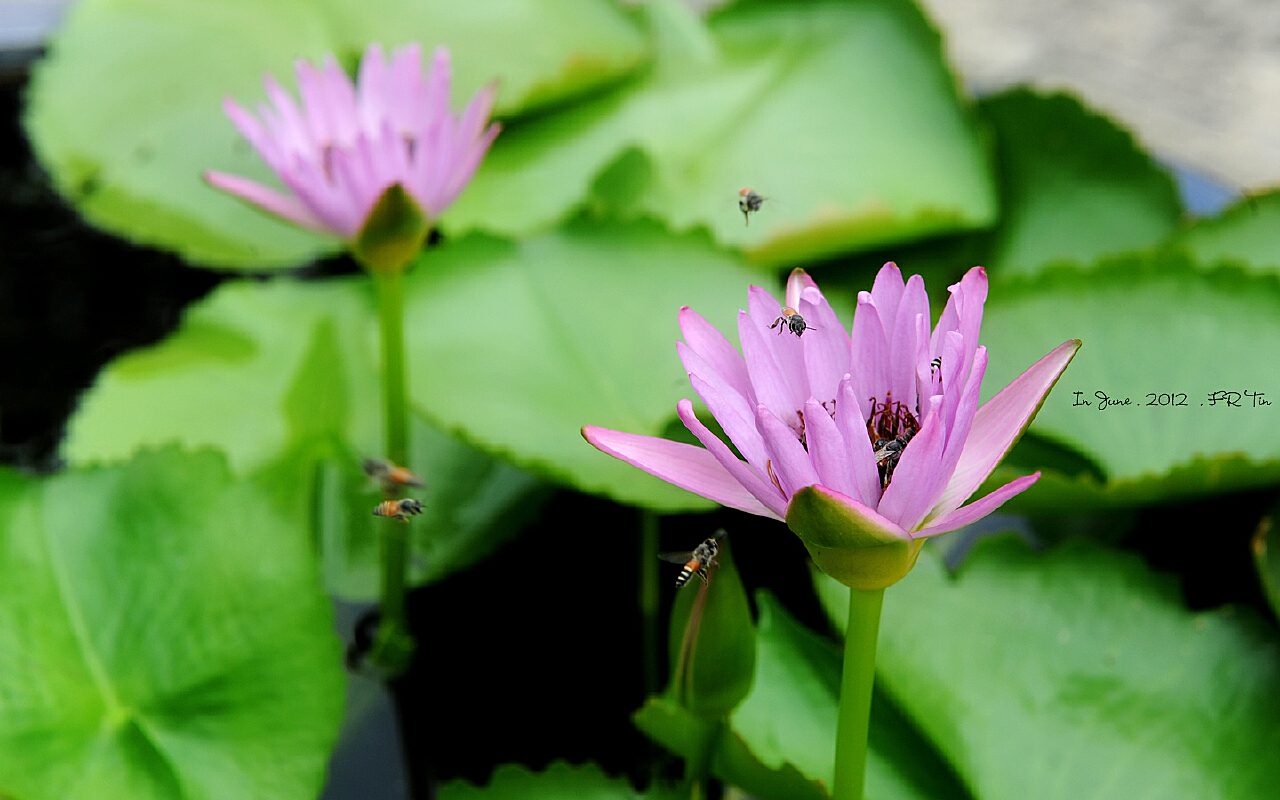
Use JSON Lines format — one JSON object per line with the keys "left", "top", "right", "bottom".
{"left": 584, "top": 264, "right": 1079, "bottom": 588}
{"left": 205, "top": 43, "right": 499, "bottom": 241}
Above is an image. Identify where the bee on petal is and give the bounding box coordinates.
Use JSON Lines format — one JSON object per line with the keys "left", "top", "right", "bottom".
{"left": 373, "top": 498, "right": 424, "bottom": 521}
{"left": 363, "top": 458, "right": 426, "bottom": 489}
{"left": 659, "top": 530, "right": 727, "bottom": 587}
{"left": 769, "top": 307, "right": 810, "bottom": 338}
{"left": 738, "top": 187, "right": 765, "bottom": 225}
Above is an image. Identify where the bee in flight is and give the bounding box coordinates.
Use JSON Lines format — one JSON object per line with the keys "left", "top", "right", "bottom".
{"left": 373, "top": 498, "right": 424, "bottom": 521}
{"left": 660, "top": 529, "right": 727, "bottom": 587}
{"left": 770, "top": 307, "right": 810, "bottom": 338}
{"left": 738, "top": 187, "right": 765, "bottom": 225}
{"left": 363, "top": 458, "right": 425, "bottom": 488}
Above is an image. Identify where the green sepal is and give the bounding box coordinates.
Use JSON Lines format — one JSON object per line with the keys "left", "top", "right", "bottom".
{"left": 786, "top": 486, "right": 924, "bottom": 590}
{"left": 352, "top": 183, "right": 430, "bottom": 273}
{"left": 667, "top": 538, "right": 755, "bottom": 719}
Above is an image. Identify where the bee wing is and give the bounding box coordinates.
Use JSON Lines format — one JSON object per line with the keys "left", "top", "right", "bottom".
{"left": 658, "top": 551, "right": 695, "bottom": 564}
{"left": 711, "top": 529, "right": 728, "bottom": 541}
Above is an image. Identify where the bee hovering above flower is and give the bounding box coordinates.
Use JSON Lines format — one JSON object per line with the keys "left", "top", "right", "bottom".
{"left": 769, "top": 307, "right": 812, "bottom": 338}
{"left": 373, "top": 498, "right": 424, "bottom": 521}
{"left": 738, "top": 188, "right": 766, "bottom": 225}
{"left": 659, "top": 530, "right": 727, "bottom": 587}
{"left": 363, "top": 458, "right": 425, "bottom": 490}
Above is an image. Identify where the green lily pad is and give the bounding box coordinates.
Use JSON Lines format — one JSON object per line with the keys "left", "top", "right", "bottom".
{"left": 24, "top": 0, "right": 647, "bottom": 268}
{"left": 449, "top": 0, "right": 997, "bottom": 265}
{"left": 979, "top": 255, "right": 1280, "bottom": 499}
{"left": 403, "top": 219, "right": 766, "bottom": 512}
{"left": 637, "top": 590, "right": 969, "bottom": 800}
{"left": 819, "top": 537, "right": 1280, "bottom": 800}
{"left": 1165, "top": 189, "right": 1280, "bottom": 273}
{"left": 439, "top": 761, "right": 680, "bottom": 799}
{"left": 979, "top": 88, "right": 1183, "bottom": 274}
{"left": 62, "top": 276, "right": 547, "bottom": 599}
{"left": 0, "top": 447, "right": 344, "bottom": 800}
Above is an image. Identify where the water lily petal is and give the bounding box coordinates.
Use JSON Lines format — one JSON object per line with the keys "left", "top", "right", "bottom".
{"left": 869, "top": 262, "right": 905, "bottom": 324}
{"left": 678, "top": 342, "right": 753, "bottom": 428}
{"left": 423, "top": 47, "right": 452, "bottom": 128}
{"left": 748, "top": 285, "right": 808, "bottom": 406}
{"left": 679, "top": 306, "right": 754, "bottom": 403}
{"left": 259, "top": 78, "right": 312, "bottom": 161}
{"left": 686, "top": 370, "right": 769, "bottom": 471}
{"left": 932, "top": 339, "right": 1081, "bottom": 518}
{"left": 878, "top": 397, "right": 945, "bottom": 530}
{"left": 931, "top": 266, "right": 987, "bottom": 385}
{"left": 798, "top": 285, "right": 850, "bottom": 407}
{"left": 438, "top": 116, "right": 501, "bottom": 211}
{"left": 941, "top": 345, "right": 987, "bottom": 461}
{"left": 937, "top": 330, "right": 966, "bottom": 436}
{"left": 676, "top": 400, "right": 786, "bottom": 518}
{"left": 804, "top": 398, "right": 856, "bottom": 501}
{"left": 915, "top": 472, "right": 1040, "bottom": 537}
{"left": 321, "top": 55, "right": 360, "bottom": 145}
{"left": 223, "top": 98, "right": 284, "bottom": 170}
{"left": 913, "top": 312, "right": 935, "bottom": 406}
{"left": 388, "top": 43, "right": 428, "bottom": 133}
{"left": 786, "top": 267, "right": 819, "bottom": 311}
{"left": 739, "top": 310, "right": 800, "bottom": 428}
{"left": 356, "top": 43, "right": 392, "bottom": 132}
{"left": 755, "top": 404, "right": 820, "bottom": 498}
{"left": 954, "top": 266, "right": 988, "bottom": 384}
{"left": 582, "top": 424, "right": 779, "bottom": 518}
{"left": 203, "top": 171, "right": 328, "bottom": 233}
{"left": 836, "top": 374, "right": 883, "bottom": 506}
{"left": 848, "top": 292, "right": 889, "bottom": 413}
{"left": 888, "top": 274, "right": 930, "bottom": 413}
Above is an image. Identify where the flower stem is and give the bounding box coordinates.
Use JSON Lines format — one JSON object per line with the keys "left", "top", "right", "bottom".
{"left": 831, "top": 587, "right": 884, "bottom": 800}
{"left": 371, "top": 265, "right": 415, "bottom": 675}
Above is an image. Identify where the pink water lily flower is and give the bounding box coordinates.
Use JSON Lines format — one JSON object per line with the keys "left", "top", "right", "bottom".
{"left": 205, "top": 43, "right": 499, "bottom": 239}
{"left": 584, "top": 264, "right": 1078, "bottom": 587}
